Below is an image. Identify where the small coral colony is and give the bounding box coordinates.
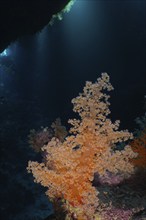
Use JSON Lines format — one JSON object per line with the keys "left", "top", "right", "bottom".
{"left": 27, "top": 73, "right": 146, "bottom": 220}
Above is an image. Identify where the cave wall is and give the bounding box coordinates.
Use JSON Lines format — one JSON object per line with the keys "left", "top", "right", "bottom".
{"left": 0, "top": 0, "right": 70, "bottom": 52}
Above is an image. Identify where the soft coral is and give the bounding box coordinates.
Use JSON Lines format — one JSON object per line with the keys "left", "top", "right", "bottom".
{"left": 27, "top": 73, "right": 137, "bottom": 219}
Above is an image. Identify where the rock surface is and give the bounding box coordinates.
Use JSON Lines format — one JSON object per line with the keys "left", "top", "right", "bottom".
{"left": 0, "top": 0, "right": 70, "bottom": 52}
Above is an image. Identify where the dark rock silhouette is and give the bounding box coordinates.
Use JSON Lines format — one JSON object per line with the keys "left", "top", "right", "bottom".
{"left": 0, "top": 0, "right": 70, "bottom": 52}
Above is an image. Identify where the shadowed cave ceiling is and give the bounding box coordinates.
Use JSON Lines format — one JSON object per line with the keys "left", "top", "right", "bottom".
{"left": 0, "top": 0, "right": 70, "bottom": 53}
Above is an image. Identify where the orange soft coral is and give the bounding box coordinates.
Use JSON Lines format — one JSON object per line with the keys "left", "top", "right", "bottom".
{"left": 27, "top": 73, "right": 137, "bottom": 219}
{"left": 130, "top": 129, "right": 146, "bottom": 169}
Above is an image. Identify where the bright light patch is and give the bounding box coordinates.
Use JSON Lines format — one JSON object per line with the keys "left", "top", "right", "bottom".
{"left": 0, "top": 49, "right": 8, "bottom": 57}
{"left": 62, "top": 0, "right": 76, "bottom": 13}
{"left": 49, "top": 0, "right": 76, "bottom": 24}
